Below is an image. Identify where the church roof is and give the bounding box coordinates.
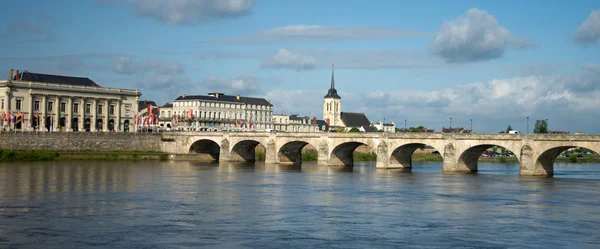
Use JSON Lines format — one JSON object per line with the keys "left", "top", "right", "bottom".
{"left": 324, "top": 66, "right": 341, "bottom": 99}
{"left": 341, "top": 112, "right": 371, "bottom": 128}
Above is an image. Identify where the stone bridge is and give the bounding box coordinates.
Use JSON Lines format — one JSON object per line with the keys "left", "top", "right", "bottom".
{"left": 159, "top": 132, "right": 600, "bottom": 176}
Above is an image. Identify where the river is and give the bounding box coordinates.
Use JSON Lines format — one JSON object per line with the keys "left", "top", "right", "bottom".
{"left": 0, "top": 161, "right": 599, "bottom": 248}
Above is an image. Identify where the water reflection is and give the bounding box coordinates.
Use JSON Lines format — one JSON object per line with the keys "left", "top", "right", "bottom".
{"left": 0, "top": 161, "right": 599, "bottom": 248}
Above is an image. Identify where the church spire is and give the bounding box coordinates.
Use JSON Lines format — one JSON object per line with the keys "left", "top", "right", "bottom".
{"left": 324, "top": 64, "right": 341, "bottom": 99}
{"left": 330, "top": 64, "right": 335, "bottom": 90}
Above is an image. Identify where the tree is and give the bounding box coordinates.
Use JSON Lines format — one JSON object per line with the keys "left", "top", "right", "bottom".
{"left": 534, "top": 120, "right": 548, "bottom": 133}
{"left": 506, "top": 125, "right": 513, "bottom": 133}
{"left": 410, "top": 125, "right": 425, "bottom": 132}
{"left": 349, "top": 127, "right": 360, "bottom": 132}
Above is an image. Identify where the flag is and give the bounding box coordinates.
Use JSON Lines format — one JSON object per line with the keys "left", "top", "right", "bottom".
{"left": 8, "top": 111, "right": 12, "bottom": 124}
{"left": 1, "top": 112, "right": 5, "bottom": 122}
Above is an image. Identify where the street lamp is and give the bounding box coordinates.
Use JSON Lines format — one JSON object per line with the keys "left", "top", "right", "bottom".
{"left": 470, "top": 119, "right": 473, "bottom": 133}
{"left": 546, "top": 119, "right": 548, "bottom": 133}
{"left": 404, "top": 119, "right": 407, "bottom": 130}
{"left": 527, "top": 117, "right": 529, "bottom": 134}
{"left": 449, "top": 117, "right": 452, "bottom": 129}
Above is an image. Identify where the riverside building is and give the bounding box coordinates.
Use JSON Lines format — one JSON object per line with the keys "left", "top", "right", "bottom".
{"left": 0, "top": 69, "right": 141, "bottom": 132}
{"left": 166, "top": 93, "right": 273, "bottom": 130}
{"left": 273, "top": 114, "right": 320, "bottom": 132}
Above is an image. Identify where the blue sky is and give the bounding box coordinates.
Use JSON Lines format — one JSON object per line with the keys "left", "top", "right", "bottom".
{"left": 1, "top": 0, "right": 599, "bottom": 133}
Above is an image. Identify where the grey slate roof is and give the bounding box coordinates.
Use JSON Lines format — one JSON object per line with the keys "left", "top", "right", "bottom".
{"left": 289, "top": 114, "right": 306, "bottom": 121}
{"left": 161, "top": 103, "right": 173, "bottom": 108}
{"left": 316, "top": 120, "right": 329, "bottom": 131}
{"left": 239, "top": 96, "right": 273, "bottom": 107}
{"left": 20, "top": 72, "right": 100, "bottom": 87}
{"left": 341, "top": 112, "right": 371, "bottom": 128}
{"left": 363, "top": 126, "right": 379, "bottom": 132}
{"left": 175, "top": 93, "right": 273, "bottom": 106}
{"left": 324, "top": 68, "right": 341, "bottom": 99}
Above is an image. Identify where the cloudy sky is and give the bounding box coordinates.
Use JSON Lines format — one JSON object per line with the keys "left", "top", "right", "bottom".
{"left": 1, "top": 0, "right": 599, "bottom": 133}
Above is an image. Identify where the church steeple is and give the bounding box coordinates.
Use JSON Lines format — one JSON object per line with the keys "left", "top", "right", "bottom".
{"left": 324, "top": 64, "right": 341, "bottom": 99}
{"left": 330, "top": 64, "right": 335, "bottom": 89}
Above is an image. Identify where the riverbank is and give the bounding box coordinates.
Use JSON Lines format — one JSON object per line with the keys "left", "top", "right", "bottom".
{"left": 0, "top": 150, "right": 168, "bottom": 162}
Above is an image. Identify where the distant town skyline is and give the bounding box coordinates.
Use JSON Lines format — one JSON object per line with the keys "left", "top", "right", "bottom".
{"left": 0, "top": 0, "right": 599, "bottom": 133}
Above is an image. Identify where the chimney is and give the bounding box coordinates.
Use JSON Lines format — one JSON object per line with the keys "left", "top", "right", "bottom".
{"left": 236, "top": 94, "right": 240, "bottom": 100}
{"left": 216, "top": 93, "right": 219, "bottom": 99}
{"left": 15, "top": 70, "right": 20, "bottom": 81}
{"left": 9, "top": 69, "right": 14, "bottom": 80}
{"left": 182, "top": 94, "right": 186, "bottom": 98}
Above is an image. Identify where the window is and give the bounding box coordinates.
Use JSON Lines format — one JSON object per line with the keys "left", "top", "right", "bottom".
{"left": 98, "top": 104, "right": 103, "bottom": 114}
{"left": 1, "top": 99, "right": 3, "bottom": 109}
{"left": 34, "top": 101, "right": 40, "bottom": 111}
{"left": 109, "top": 105, "right": 115, "bottom": 115}
{"left": 60, "top": 102, "right": 66, "bottom": 112}
{"left": 48, "top": 101, "right": 53, "bottom": 112}
{"left": 73, "top": 103, "right": 79, "bottom": 113}
{"left": 16, "top": 99, "right": 22, "bottom": 110}
{"left": 86, "top": 103, "right": 91, "bottom": 114}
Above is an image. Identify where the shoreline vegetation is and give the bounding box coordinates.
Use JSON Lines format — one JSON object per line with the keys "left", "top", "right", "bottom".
{"left": 1, "top": 150, "right": 598, "bottom": 164}
{"left": 0, "top": 150, "right": 168, "bottom": 162}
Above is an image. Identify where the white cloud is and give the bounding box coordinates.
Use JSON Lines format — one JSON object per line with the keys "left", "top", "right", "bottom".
{"left": 203, "top": 24, "right": 429, "bottom": 44}
{"left": 113, "top": 56, "right": 184, "bottom": 75}
{"left": 103, "top": 0, "right": 253, "bottom": 25}
{"left": 261, "top": 49, "right": 316, "bottom": 71}
{"left": 432, "top": 8, "right": 535, "bottom": 63}
{"left": 265, "top": 64, "right": 600, "bottom": 133}
{"left": 200, "top": 75, "right": 261, "bottom": 95}
{"left": 575, "top": 9, "right": 600, "bottom": 46}
{"left": 194, "top": 49, "right": 442, "bottom": 70}
{"left": 305, "top": 49, "right": 442, "bottom": 69}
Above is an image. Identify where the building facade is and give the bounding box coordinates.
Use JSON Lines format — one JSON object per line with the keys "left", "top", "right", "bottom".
{"left": 167, "top": 93, "right": 273, "bottom": 130}
{"left": 1, "top": 70, "right": 140, "bottom": 132}
{"left": 373, "top": 121, "right": 396, "bottom": 132}
{"left": 273, "top": 114, "right": 319, "bottom": 132}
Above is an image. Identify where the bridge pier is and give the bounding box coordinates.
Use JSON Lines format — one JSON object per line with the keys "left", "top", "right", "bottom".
{"left": 264, "top": 139, "right": 278, "bottom": 164}
{"left": 441, "top": 143, "right": 473, "bottom": 173}
{"left": 218, "top": 139, "right": 231, "bottom": 162}
{"left": 519, "top": 145, "right": 552, "bottom": 176}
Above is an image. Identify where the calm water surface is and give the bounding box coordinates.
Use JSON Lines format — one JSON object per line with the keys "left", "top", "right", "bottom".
{"left": 0, "top": 161, "right": 599, "bottom": 249}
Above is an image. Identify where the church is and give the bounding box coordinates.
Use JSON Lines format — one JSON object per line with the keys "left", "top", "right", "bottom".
{"left": 323, "top": 66, "right": 377, "bottom": 132}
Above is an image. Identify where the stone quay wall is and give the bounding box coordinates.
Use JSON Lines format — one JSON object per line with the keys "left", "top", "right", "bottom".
{"left": 0, "top": 132, "right": 161, "bottom": 151}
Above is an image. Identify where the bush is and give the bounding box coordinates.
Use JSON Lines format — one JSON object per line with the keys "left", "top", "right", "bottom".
{"left": 302, "top": 152, "right": 317, "bottom": 161}
{"left": 255, "top": 152, "right": 265, "bottom": 161}
{"left": 570, "top": 154, "right": 578, "bottom": 163}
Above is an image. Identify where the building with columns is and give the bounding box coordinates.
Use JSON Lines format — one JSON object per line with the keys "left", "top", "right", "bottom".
{"left": 1, "top": 70, "right": 141, "bottom": 132}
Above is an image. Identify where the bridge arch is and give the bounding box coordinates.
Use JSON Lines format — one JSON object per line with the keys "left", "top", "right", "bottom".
{"left": 457, "top": 144, "right": 520, "bottom": 173}
{"left": 189, "top": 139, "right": 221, "bottom": 161}
{"left": 330, "top": 141, "right": 372, "bottom": 166}
{"left": 388, "top": 143, "right": 444, "bottom": 169}
{"left": 230, "top": 140, "right": 265, "bottom": 162}
{"left": 277, "top": 140, "right": 318, "bottom": 165}
{"left": 535, "top": 146, "right": 600, "bottom": 176}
